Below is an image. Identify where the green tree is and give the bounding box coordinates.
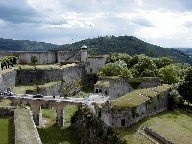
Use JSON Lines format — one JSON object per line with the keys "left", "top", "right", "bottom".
{"left": 158, "top": 64, "right": 180, "bottom": 84}
{"left": 154, "top": 57, "right": 173, "bottom": 69}
{"left": 31, "top": 55, "right": 38, "bottom": 64}
{"left": 177, "top": 67, "right": 192, "bottom": 105}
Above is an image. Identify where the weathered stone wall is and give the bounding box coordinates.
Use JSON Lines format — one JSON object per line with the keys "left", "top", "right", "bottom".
{"left": 57, "top": 51, "right": 80, "bottom": 63}
{"left": 62, "top": 64, "right": 86, "bottom": 95}
{"left": 87, "top": 56, "right": 108, "bottom": 74}
{"left": 0, "top": 69, "right": 17, "bottom": 90}
{"left": 98, "top": 77, "right": 133, "bottom": 100}
{"left": 100, "top": 89, "right": 169, "bottom": 128}
{"left": 39, "top": 82, "right": 61, "bottom": 96}
{"left": 16, "top": 69, "right": 63, "bottom": 85}
{"left": 138, "top": 77, "right": 161, "bottom": 89}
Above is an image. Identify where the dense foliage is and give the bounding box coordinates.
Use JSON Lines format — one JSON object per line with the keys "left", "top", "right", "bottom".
{"left": 59, "top": 35, "right": 192, "bottom": 64}
{"left": 98, "top": 53, "right": 189, "bottom": 84}
{"left": 0, "top": 38, "right": 59, "bottom": 51}
{"left": 177, "top": 68, "right": 192, "bottom": 105}
{"left": 0, "top": 56, "right": 18, "bottom": 70}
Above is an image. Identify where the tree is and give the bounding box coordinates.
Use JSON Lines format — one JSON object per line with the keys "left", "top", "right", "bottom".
{"left": 158, "top": 64, "right": 180, "bottom": 84}
{"left": 31, "top": 55, "right": 38, "bottom": 64}
{"left": 177, "top": 67, "right": 192, "bottom": 105}
{"left": 154, "top": 57, "right": 173, "bottom": 69}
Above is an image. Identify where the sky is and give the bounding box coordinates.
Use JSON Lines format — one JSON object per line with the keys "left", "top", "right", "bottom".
{"left": 1, "top": 0, "right": 192, "bottom": 48}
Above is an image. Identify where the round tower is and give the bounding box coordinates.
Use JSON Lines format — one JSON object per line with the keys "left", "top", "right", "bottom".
{"left": 80, "top": 45, "right": 88, "bottom": 62}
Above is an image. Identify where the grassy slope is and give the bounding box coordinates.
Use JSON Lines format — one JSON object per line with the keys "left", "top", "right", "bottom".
{"left": 0, "top": 116, "right": 14, "bottom": 144}
{"left": 38, "top": 105, "right": 80, "bottom": 144}
{"left": 115, "top": 110, "right": 192, "bottom": 144}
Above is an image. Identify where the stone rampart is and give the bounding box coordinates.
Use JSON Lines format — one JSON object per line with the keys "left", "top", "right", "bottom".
{"left": 87, "top": 56, "right": 108, "bottom": 74}
{"left": 0, "top": 69, "right": 17, "bottom": 90}
{"left": 100, "top": 89, "right": 169, "bottom": 128}
{"left": 38, "top": 82, "right": 61, "bottom": 96}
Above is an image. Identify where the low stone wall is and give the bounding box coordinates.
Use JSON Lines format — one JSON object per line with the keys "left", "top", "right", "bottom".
{"left": 144, "top": 126, "right": 174, "bottom": 144}
{"left": 39, "top": 82, "right": 61, "bottom": 96}
{"left": 71, "top": 106, "right": 126, "bottom": 144}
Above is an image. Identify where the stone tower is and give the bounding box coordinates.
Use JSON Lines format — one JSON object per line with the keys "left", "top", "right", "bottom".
{"left": 80, "top": 45, "right": 88, "bottom": 62}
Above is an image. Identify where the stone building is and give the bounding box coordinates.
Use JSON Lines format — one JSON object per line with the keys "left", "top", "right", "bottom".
{"left": 94, "top": 76, "right": 161, "bottom": 100}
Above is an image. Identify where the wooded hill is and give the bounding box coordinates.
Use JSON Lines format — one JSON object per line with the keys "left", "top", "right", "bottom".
{"left": 58, "top": 36, "right": 192, "bottom": 64}
{"left": 0, "top": 38, "right": 59, "bottom": 51}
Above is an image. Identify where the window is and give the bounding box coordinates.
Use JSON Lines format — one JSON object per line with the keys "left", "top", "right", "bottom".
{"left": 95, "top": 89, "right": 98, "bottom": 93}
{"left": 99, "top": 89, "right": 102, "bottom": 93}
{"left": 121, "top": 119, "right": 125, "bottom": 126}
{"left": 105, "top": 91, "right": 108, "bottom": 95}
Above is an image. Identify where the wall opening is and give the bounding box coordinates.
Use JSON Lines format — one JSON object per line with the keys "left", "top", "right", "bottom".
{"left": 99, "top": 89, "right": 102, "bottom": 93}
{"left": 105, "top": 90, "right": 108, "bottom": 95}
{"left": 121, "top": 119, "right": 125, "bottom": 126}
{"left": 95, "top": 89, "right": 98, "bottom": 93}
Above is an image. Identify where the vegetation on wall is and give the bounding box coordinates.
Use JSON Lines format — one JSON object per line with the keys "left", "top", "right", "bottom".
{"left": 0, "top": 56, "right": 18, "bottom": 70}
{"left": 71, "top": 106, "right": 126, "bottom": 144}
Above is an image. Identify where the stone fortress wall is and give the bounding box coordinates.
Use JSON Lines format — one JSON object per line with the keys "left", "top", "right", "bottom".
{"left": 98, "top": 89, "right": 169, "bottom": 128}
{"left": 95, "top": 76, "right": 161, "bottom": 100}
{"left": 0, "top": 69, "right": 17, "bottom": 91}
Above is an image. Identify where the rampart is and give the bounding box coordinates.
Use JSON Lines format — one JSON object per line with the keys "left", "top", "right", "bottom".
{"left": 98, "top": 87, "right": 170, "bottom": 128}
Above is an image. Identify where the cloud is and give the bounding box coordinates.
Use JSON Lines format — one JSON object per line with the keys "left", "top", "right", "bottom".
{"left": 131, "top": 17, "right": 154, "bottom": 27}
{"left": 1, "top": 0, "right": 192, "bottom": 47}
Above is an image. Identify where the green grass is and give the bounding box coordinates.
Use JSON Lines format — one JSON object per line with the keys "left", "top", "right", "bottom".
{"left": 12, "top": 81, "right": 60, "bottom": 94}
{"left": 0, "top": 99, "right": 12, "bottom": 107}
{"left": 12, "top": 85, "right": 36, "bottom": 94}
{"left": 115, "top": 110, "right": 192, "bottom": 144}
{"left": 38, "top": 105, "right": 80, "bottom": 144}
{"left": 14, "top": 108, "right": 38, "bottom": 144}
{"left": 19, "top": 63, "right": 77, "bottom": 70}
{"left": 38, "top": 81, "right": 60, "bottom": 88}
{"left": 0, "top": 116, "right": 14, "bottom": 144}
{"left": 111, "top": 85, "right": 170, "bottom": 107}
{"left": 95, "top": 80, "right": 110, "bottom": 87}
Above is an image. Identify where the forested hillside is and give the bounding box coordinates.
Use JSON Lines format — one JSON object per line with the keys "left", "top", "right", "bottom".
{"left": 0, "top": 38, "right": 59, "bottom": 51}
{"left": 59, "top": 36, "right": 192, "bottom": 64}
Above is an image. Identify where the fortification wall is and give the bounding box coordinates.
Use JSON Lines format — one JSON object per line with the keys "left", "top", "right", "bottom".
{"left": 0, "top": 69, "right": 17, "bottom": 90}
{"left": 138, "top": 77, "right": 161, "bottom": 89}
{"left": 87, "top": 56, "right": 108, "bottom": 74}
{"left": 57, "top": 51, "right": 80, "bottom": 63}
{"left": 39, "top": 82, "right": 61, "bottom": 96}
{"left": 16, "top": 69, "right": 63, "bottom": 85}
{"left": 100, "top": 89, "right": 169, "bottom": 128}
{"left": 98, "top": 77, "right": 133, "bottom": 100}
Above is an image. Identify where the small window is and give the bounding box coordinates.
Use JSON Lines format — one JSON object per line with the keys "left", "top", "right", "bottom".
{"left": 95, "top": 89, "right": 98, "bottom": 93}
{"left": 99, "top": 89, "right": 102, "bottom": 93}
{"left": 121, "top": 119, "right": 125, "bottom": 126}
{"left": 105, "top": 91, "right": 108, "bottom": 95}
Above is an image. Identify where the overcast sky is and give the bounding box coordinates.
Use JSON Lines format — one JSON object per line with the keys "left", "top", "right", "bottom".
{"left": 1, "top": 0, "right": 192, "bottom": 47}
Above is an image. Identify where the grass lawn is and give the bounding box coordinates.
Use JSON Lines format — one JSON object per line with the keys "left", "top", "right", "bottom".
{"left": 115, "top": 110, "right": 192, "bottom": 144}
{"left": 38, "top": 105, "right": 80, "bottom": 144}
{"left": 0, "top": 116, "right": 14, "bottom": 144}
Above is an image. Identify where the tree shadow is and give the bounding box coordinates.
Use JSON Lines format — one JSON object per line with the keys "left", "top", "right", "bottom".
{"left": 38, "top": 125, "right": 80, "bottom": 144}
